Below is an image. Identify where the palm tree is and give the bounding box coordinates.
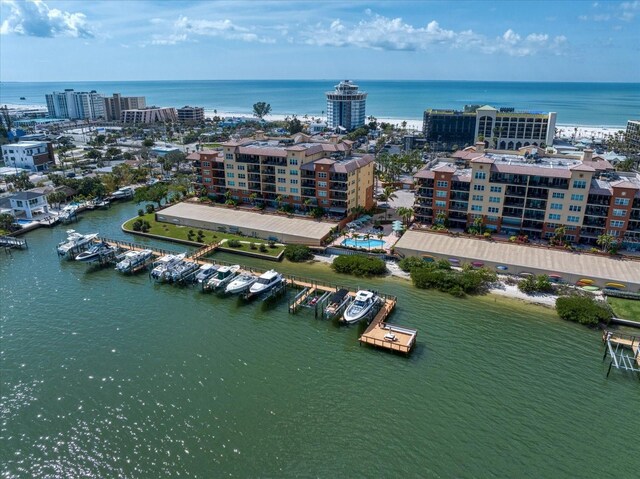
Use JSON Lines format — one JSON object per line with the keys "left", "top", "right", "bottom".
{"left": 249, "top": 192, "right": 258, "bottom": 206}
{"left": 303, "top": 198, "right": 312, "bottom": 214}
{"left": 396, "top": 207, "right": 414, "bottom": 227}
{"left": 275, "top": 195, "right": 283, "bottom": 210}
{"left": 596, "top": 233, "right": 615, "bottom": 253}
{"left": 363, "top": 232, "right": 371, "bottom": 251}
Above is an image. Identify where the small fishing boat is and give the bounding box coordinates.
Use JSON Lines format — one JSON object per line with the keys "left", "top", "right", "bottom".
{"left": 195, "top": 264, "right": 218, "bottom": 284}
{"left": 150, "top": 253, "right": 185, "bottom": 281}
{"left": 206, "top": 264, "right": 240, "bottom": 290}
{"left": 249, "top": 270, "right": 284, "bottom": 295}
{"left": 166, "top": 260, "right": 199, "bottom": 283}
{"left": 115, "top": 249, "right": 153, "bottom": 273}
{"left": 324, "top": 289, "right": 351, "bottom": 318}
{"left": 496, "top": 265, "right": 508, "bottom": 271}
{"left": 57, "top": 230, "right": 98, "bottom": 257}
{"left": 343, "top": 290, "right": 380, "bottom": 324}
{"left": 75, "top": 242, "right": 113, "bottom": 262}
{"left": 225, "top": 273, "right": 258, "bottom": 294}
{"left": 605, "top": 282, "right": 626, "bottom": 290}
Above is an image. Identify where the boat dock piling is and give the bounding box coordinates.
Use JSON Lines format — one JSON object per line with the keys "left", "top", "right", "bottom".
{"left": 1, "top": 235, "right": 28, "bottom": 253}
{"left": 602, "top": 330, "right": 640, "bottom": 379}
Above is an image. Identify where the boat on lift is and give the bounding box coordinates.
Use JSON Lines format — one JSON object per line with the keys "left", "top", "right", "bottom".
{"left": 206, "top": 264, "right": 240, "bottom": 290}
{"left": 150, "top": 253, "right": 185, "bottom": 281}
{"left": 115, "top": 249, "right": 153, "bottom": 273}
{"left": 342, "top": 290, "right": 380, "bottom": 324}
{"left": 324, "top": 289, "right": 351, "bottom": 318}
{"left": 225, "top": 273, "right": 258, "bottom": 294}
{"left": 248, "top": 270, "right": 284, "bottom": 295}
{"left": 75, "top": 242, "right": 114, "bottom": 262}
{"left": 166, "top": 259, "right": 200, "bottom": 283}
{"left": 56, "top": 230, "right": 98, "bottom": 257}
{"left": 195, "top": 263, "right": 219, "bottom": 284}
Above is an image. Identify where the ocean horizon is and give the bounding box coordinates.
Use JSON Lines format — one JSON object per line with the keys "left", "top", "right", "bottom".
{"left": 2, "top": 79, "right": 638, "bottom": 127}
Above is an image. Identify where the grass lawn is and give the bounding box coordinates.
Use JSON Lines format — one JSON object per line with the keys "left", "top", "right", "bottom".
{"left": 607, "top": 297, "right": 640, "bottom": 321}
{"left": 123, "top": 213, "right": 285, "bottom": 257}
{"left": 201, "top": 143, "right": 223, "bottom": 149}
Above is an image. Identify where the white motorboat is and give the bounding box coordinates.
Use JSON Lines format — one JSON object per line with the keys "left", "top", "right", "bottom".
{"left": 342, "top": 290, "right": 380, "bottom": 324}
{"left": 195, "top": 264, "right": 219, "bottom": 284}
{"left": 225, "top": 273, "right": 258, "bottom": 294}
{"left": 150, "top": 253, "right": 185, "bottom": 281}
{"left": 166, "top": 260, "right": 199, "bottom": 283}
{"left": 112, "top": 186, "right": 134, "bottom": 199}
{"left": 57, "top": 230, "right": 98, "bottom": 257}
{"left": 75, "top": 242, "right": 114, "bottom": 262}
{"left": 58, "top": 204, "right": 79, "bottom": 223}
{"left": 248, "top": 270, "right": 284, "bottom": 295}
{"left": 115, "top": 249, "right": 153, "bottom": 273}
{"left": 206, "top": 264, "right": 240, "bottom": 290}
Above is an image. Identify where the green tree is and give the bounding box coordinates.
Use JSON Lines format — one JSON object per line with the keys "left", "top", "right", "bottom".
{"left": 596, "top": 233, "right": 615, "bottom": 253}
{"left": 252, "top": 102, "right": 272, "bottom": 120}
{"left": 147, "top": 183, "right": 169, "bottom": 208}
{"left": 0, "top": 213, "right": 18, "bottom": 232}
{"left": 556, "top": 296, "right": 612, "bottom": 326}
{"left": 142, "top": 138, "right": 155, "bottom": 148}
{"left": 287, "top": 115, "right": 304, "bottom": 134}
{"left": 396, "top": 206, "right": 414, "bottom": 227}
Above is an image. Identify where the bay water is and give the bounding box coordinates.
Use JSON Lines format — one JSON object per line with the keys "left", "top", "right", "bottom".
{"left": 2, "top": 80, "right": 639, "bottom": 126}
{"left": 1, "top": 201, "right": 638, "bottom": 477}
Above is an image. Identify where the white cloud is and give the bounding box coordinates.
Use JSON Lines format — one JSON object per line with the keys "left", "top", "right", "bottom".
{"left": 144, "top": 15, "right": 275, "bottom": 46}
{"left": 0, "top": 0, "right": 93, "bottom": 38}
{"left": 302, "top": 14, "right": 567, "bottom": 57}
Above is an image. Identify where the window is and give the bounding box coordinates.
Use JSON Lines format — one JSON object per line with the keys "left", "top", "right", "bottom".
{"left": 289, "top": 169, "right": 298, "bottom": 175}
{"left": 570, "top": 194, "right": 583, "bottom": 201}
{"left": 277, "top": 168, "right": 286, "bottom": 175}
{"left": 550, "top": 203, "right": 562, "bottom": 210}
{"left": 225, "top": 153, "right": 233, "bottom": 160}
{"left": 289, "top": 159, "right": 298, "bottom": 166}
{"left": 488, "top": 206, "right": 499, "bottom": 213}
{"left": 435, "top": 200, "right": 446, "bottom": 207}
{"left": 552, "top": 192, "right": 565, "bottom": 199}
{"left": 567, "top": 215, "right": 580, "bottom": 223}
{"left": 237, "top": 173, "right": 246, "bottom": 179}
{"left": 236, "top": 165, "right": 245, "bottom": 171}
{"left": 226, "top": 172, "right": 234, "bottom": 178}
{"left": 226, "top": 163, "right": 234, "bottom": 169}
{"left": 290, "top": 188, "right": 299, "bottom": 194}
{"left": 318, "top": 172, "right": 327, "bottom": 178}
{"left": 318, "top": 190, "right": 327, "bottom": 197}
{"left": 573, "top": 180, "right": 587, "bottom": 189}
{"left": 569, "top": 205, "right": 581, "bottom": 212}
{"left": 472, "top": 195, "right": 483, "bottom": 201}
{"left": 202, "top": 161, "right": 210, "bottom": 167}
{"left": 471, "top": 205, "right": 482, "bottom": 212}
{"left": 489, "top": 196, "right": 500, "bottom": 203}
{"left": 614, "top": 198, "right": 630, "bottom": 206}
{"left": 487, "top": 215, "right": 499, "bottom": 221}
{"left": 239, "top": 182, "right": 246, "bottom": 188}
{"left": 278, "top": 186, "right": 286, "bottom": 192}
{"left": 474, "top": 172, "right": 486, "bottom": 180}
{"left": 227, "top": 181, "right": 235, "bottom": 187}
{"left": 490, "top": 186, "right": 502, "bottom": 193}
{"left": 318, "top": 181, "right": 327, "bottom": 188}
{"left": 277, "top": 177, "right": 286, "bottom": 183}
{"left": 610, "top": 220, "right": 624, "bottom": 228}
{"left": 204, "top": 178, "right": 212, "bottom": 183}
{"left": 549, "top": 213, "right": 561, "bottom": 220}
{"left": 290, "top": 179, "right": 298, "bottom": 185}
{"left": 612, "top": 208, "right": 626, "bottom": 217}
{"left": 436, "top": 180, "right": 448, "bottom": 188}
{"left": 473, "top": 185, "right": 485, "bottom": 191}
{"left": 202, "top": 169, "right": 211, "bottom": 176}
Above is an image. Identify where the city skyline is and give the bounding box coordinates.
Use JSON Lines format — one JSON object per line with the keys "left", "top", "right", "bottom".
{"left": 1, "top": 0, "right": 639, "bottom": 83}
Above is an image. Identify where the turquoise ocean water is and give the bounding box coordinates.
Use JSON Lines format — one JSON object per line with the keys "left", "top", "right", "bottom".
{"left": 1, "top": 80, "right": 638, "bottom": 126}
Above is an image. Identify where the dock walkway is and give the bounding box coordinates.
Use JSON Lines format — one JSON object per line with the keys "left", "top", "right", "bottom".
{"left": 0, "top": 235, "right": 27, "bottom": 249}
{"left": 602, "top": 331, "right": 640, "bottom": 378}
{"left": 359, "top": 298, "right": 417, "bottom": 354}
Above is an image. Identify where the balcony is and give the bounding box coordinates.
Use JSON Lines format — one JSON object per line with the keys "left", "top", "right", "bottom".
{"left": 416, "top": 199, "right": 433, "bottom": 207}
{"left": 417, "top": 188, "right": 434, "bottom": 198}
{"left": 330, "top": 174, "right": 348, "bottom": 182}
{"left": 330, "top": 183, "right": 348, "bottom": 191}
{"left": 331, "top": 192, "right": 347, "bottom": 200}
{"left": 249, "top": 173, "right": 261, "bottom": 182}
{"left": 527, "top": 188, "right": 549, "bottom": 200}
{"left": 261, "top": 166, "right": 274, "bottom": 174}
{"left": 450, "top": 192, "right": 469, "bottom": 201}
{"left": 504, "top": 198, "right": 525, "bottom": 208}
{"left": 262, "top": 159, "right": 286, "bottom": 166}
{"left": 505, "top": 186, "right": 526, "bottom": 197}
{"left": 525, "top": 199, "right": 546, "bottom": 210}
{"left": 503, "top": 208, "right": 523, "bottom": 218}
{"left": 584, "top": 206, "right": 608, "bottom": 217}
{"left": 263, "top": 175, "right": 276, "bottom": 184}
{"left": 583, "top": 216, "right": 606, "bottom": 227}
{"left": 302, "top": 188, "right": 316, "bottom": 197}
{"left": 263, "top": 185, "right": 276, "bottom": 193}
{"left": 249, "top": 182, "right": 261, "bottom": 191}
{"left": 302, "top": 179, "right": 316, "bottom": 188}
{"left": 523, "top": 209, "right": 545, "bottom": 221}
{"left": 450, "top": 201, "right": 468, "bottom": 212}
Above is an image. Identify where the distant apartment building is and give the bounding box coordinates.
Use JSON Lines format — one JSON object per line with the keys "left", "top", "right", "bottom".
{"left": 120, "top": 107, "right": 178, "bottom": 124}
{"left": 413, "top": 145, "right": 640, "bottom": 249}
{"left": 1, "top": 141, "right": 55, "bottom": 172}
{"left": 177, "top": 106, "right": 205, "bottom": 123}
{"left": 422, "top": 105, "right": 557, "bottom": 150}
{"left": 191, "top": 135, "right": 374, "bottom": 215}
{"left": 45, "top": 89, "right": 105, "bottom": 120}
{"left": 104, "top": 93, "right": 146, "bottom": 121}
{"left": 326, "top": 80, "right": 367, "bottom": 131}
{"left": 626, "top": 120, "right": 640, "bottom": 148}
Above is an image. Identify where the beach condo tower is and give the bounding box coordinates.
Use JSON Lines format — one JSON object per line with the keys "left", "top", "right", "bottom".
{"left": 326, "top": 80, "right": 367, "bottom": 132}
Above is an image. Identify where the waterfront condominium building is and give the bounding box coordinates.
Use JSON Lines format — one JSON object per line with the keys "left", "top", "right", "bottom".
{"left": 326, "top": 80, "right": 367, "bottom": 131}
{"left": 177, "top": 106, "right": 205, "bottom": 124}
{"left": 103, "top": 94, "right": 147, "bottom": 121}
{"left": 191, "top": 134, "right": 375, "bottom": 216}
{"left": 413, "top": 145, "right": 640, "bottom": 250}
{"left": 120, "top": 107, "right": 178, "bottom": 124}
{"left": 45, "top": 89, "right": 106, "bottom": 120}
{"left": 422, "top": 105, "right": 557, "bottom": 150}
{"left": 1, "top": 141, "right": 55, "bottom": 172}
{"left": 626, "top": 120, "right": 640, "bottom": 148}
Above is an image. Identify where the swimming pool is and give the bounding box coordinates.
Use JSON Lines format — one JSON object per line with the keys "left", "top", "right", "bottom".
{"left": 341, "top": 237, "right": 385, "bottom": 249}
{"left": 16, "top": 219, "right": 34, "bottom": 225}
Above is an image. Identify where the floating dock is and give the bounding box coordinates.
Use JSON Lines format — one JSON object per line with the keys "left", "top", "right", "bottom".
{"left": 602, "top": 330, "right": 640, "bottom": 378}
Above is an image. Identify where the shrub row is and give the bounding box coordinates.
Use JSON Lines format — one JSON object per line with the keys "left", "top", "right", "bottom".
{"left": 407, "top": 259, "right": 497, "bottom": 297}
{"left": 332, "top": 255, "right": 387, "bottom": 277}
{"left": 556, "top": 296, "right": 612, "bottom": 326}
{"left": 284, "top": 244, "right": 313, "bottom": 262}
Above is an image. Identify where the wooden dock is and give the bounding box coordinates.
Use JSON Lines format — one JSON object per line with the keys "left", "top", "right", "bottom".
{"left": 602, "top": 330, "right": 640, "bottom": 378}
{"left": 1, "top": 235, "right": 27, "bottom": 250}
{"left": 359, "top": 298, "right": 417, "bottom": 354}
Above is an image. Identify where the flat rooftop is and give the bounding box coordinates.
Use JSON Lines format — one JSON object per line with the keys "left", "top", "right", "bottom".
{"left": 158, "top": 202, "right": 337, "bottom": 244}
{"left": 395, "top": 230, "right": 640, "bottom": 288}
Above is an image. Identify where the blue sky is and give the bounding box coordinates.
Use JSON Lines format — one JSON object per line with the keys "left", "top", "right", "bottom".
{"left": 1, "top": 0, "right": 639, "bottom": 82}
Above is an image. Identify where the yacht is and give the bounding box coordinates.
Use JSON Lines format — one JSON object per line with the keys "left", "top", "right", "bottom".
{"left": 225, "top": 273, "right": 258, "bottom": 294}
{"left": 195, "top": 264, "right": 218, "bottom": 284}
{"left": 166, "top": 260, "right": 199, "bottom": 283}
{"left": 115, "top": 249, "right": 153, "bottom": 273}
{"left": 248, "top": 270, "right": 284, "bottom": 296}
{"left": 58, "top": 204, "right": 79, "bottom": 223}
{"left": 112, "top": 186, "right": 134, "bottom": 199}
{"left": 75, "top": 242, "right": 114, "bottom": 262}
{"left": 57, "top": 230, "right": 98, "bottom": 257}
{"left": 342, "top": 290, "right": 380, "bottom": 324}
{"left": 150, "top": 253, "right": 185, "bottom": 281}
{"left": 206, "top": 265, "right": 240, "bottom": 290}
